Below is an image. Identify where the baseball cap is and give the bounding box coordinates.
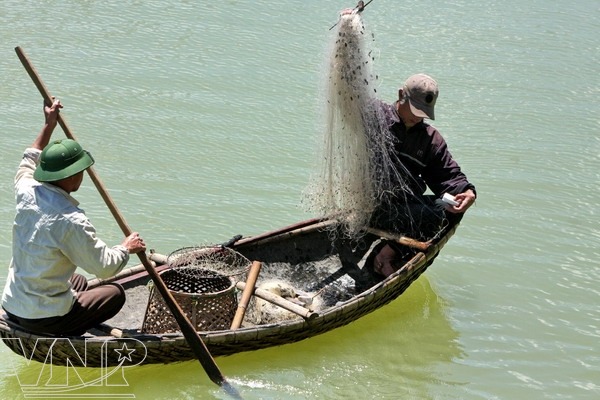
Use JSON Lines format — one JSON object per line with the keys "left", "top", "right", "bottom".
{"left": 403, "top": 73, "right": 439, "bottom": 120}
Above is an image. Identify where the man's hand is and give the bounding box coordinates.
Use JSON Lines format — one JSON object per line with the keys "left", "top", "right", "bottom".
{"left": 122, "top": 232, "right": 146, "bottom": 254}
{"left": 341, "top": 1, "right": 365, "bottom": 15}
{"left": 44, "top": 98, "right": 62, "bottom": 126}
{"left": 447, "top": 189, "right": 476, "bottom": 214}
{"left": 32, "top": 98, "right": 63, "bottom": 150}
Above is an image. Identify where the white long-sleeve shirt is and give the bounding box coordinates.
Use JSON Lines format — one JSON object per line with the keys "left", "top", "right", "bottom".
{"left": 1, "top": 148, "right": 129, "bottom": 319}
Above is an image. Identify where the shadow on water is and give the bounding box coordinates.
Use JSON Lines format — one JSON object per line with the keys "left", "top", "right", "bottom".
{"left": 224, "top": 276, "right": 464, "bottom": 399}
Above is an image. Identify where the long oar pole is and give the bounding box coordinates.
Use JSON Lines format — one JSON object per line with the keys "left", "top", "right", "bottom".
{"left": 14, "top": 46, "right": 241, "bottom": 398}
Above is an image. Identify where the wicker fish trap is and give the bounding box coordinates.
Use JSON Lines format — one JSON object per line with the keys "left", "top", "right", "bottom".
{"left": 142, "top": 246, "right": 251, "bottom": 334}
{"left": 142, "top": 267, "right": 237, "bottom": 334}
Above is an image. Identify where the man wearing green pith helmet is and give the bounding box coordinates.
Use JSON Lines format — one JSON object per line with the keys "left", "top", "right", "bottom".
{"left": 1, "top": 99, "right": 146, "bottom": 336}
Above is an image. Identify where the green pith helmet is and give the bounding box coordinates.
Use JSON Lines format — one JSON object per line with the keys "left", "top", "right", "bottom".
{"left": 34, "top": 139, "right": 95, "bottom": 182}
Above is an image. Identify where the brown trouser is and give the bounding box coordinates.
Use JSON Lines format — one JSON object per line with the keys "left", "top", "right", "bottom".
{"left": 5, "top": 273, "right": 125, "bottom": 336}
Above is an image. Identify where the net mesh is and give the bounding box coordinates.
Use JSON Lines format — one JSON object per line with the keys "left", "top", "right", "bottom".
{"left": 166, "top": 246, "right": 252, "bottom": 279}
{"left": 304, "top": 12, "right": 413, "bottom": 237}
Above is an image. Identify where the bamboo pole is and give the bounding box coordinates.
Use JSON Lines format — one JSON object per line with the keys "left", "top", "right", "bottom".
{"left": 365, "top": 228, "right": 430, "bottom": 252}
{"left": 235, "top": 281, "right": 318, "bottom": 321}
{"left": 230, "top": 261, "right": 262, "bottom": 330}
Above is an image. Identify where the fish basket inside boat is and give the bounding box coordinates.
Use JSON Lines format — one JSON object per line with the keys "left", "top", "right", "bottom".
{"left": 141, "top": 267, "right": 237, "bottom": 334}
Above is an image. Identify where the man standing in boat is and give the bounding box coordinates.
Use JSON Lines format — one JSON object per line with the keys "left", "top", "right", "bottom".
{"left": 1, "top": 99, "right": 146, "bottom": 336}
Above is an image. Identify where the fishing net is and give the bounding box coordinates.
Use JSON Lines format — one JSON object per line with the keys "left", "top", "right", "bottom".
{"left": 304, "top": 12, "right": 414, "bottom": 238}
{"left": 165, "top": 246, "right": 252, "bottom": 279}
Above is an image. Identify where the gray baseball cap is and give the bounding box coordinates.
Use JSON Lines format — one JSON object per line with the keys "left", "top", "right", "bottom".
{"left": 403, "top": 73, "right": 439, "bottom": 120}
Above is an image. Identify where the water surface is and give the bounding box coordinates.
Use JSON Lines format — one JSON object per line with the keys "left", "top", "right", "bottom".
{"left": 0, "top": 1, "right": 598, "bottom": 398}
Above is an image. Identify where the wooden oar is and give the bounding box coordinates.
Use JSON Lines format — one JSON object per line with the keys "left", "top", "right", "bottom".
{"left": 230, "top": 261, "right": 262, "bottom": 330}
{"left": 14, "top": 46, "right": 241, "bottom": 398}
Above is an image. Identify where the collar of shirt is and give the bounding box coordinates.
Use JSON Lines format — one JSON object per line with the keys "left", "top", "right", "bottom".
{"left": 40, "top": 181, "right": 80, "bottom": 207}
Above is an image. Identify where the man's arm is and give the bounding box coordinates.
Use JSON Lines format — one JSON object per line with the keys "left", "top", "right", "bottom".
{"left": 422, "top": 128, "right": 476, "bottom": 214}
{"left": 31, "top": 99, "right": 62, "bottom": 150}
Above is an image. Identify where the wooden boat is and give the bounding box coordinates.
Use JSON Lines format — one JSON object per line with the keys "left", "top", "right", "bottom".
{"left": 0, "top": 217, "right": 458, "bottom": 367}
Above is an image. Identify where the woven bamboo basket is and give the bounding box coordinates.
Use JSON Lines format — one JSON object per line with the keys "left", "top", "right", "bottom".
{"left": 142, "top": 267, "right": 237, "bottom": 334}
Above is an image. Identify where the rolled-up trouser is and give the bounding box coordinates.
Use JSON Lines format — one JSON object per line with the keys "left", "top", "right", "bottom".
{"left": 5, "top": 273, "right": 125, "bottom": 336}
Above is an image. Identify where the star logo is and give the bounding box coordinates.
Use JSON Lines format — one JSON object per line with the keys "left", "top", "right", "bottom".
{"left": 114, "top": 343, "right": 136, "bottom": 362}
